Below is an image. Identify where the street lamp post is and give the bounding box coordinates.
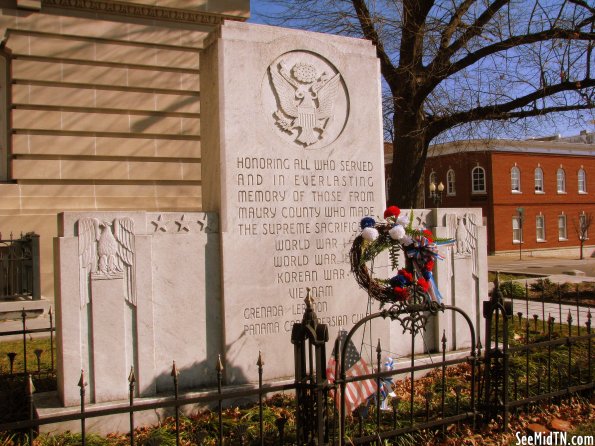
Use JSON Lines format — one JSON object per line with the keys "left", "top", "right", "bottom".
{"left": 429, "top": 181, "right": 445, "bottom": 207}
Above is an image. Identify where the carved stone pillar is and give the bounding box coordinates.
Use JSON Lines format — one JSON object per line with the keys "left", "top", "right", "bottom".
{"left": 90, "top": 276, "right": 129, "bottom": 403}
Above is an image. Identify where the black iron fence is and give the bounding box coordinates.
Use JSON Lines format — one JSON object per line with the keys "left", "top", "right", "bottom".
{"left": 1, "top": 299, "right": 479, "bottom": 446}
{"left": 482, "top": 276, "right": 593, "bottom": 429}
{"left": 0, "top": 309, "right": 56, "bottom": 431}
{"left": 0, "top": 233, "right": 40, "bottom": 301}
{"left": 0, "top": 284, "right": 593, "bottom": 445}
{"left": 0, "top": 308, "right": 55, "bottom": 376}
{"left": 1, "top": 357, "right": 296, "bottom": 445}
{"left": 499, "top": 278, "right": 594, "bottom": 324}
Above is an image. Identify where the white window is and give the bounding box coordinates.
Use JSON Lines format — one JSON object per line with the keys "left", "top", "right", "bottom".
{"left": 534, "top": 167, "right": 544, "bottom": 193}
{"left": 511, "top": 166, "right": 521, "bottom": 192}
{"left": 428, "top": 171, "right": 437, "bottom": 190}
{"left": 472, "top": 166, "right": 486, "bottom": 194}
{"left": 578, "top": 168, "right": 586, "bottom": 193}
{"left": 579, "top": 212, "right": 589, "bottom": 240}
{"left": 557, "top": 168, "right": 566, "bottom": 193}
{"left": 428, "top": 171, "right": 438, "bottom": 203}
{"left": 536, "top": 215, "right": 545, "bottom": 241}
{"left": 512, "top": 217, "right": 522, "bottom": 243}
{"left": 447, "top": 169, "right": 456, "bottom": 196}
{"left": 558, "top": 214, "right": 567, "bottom": 240}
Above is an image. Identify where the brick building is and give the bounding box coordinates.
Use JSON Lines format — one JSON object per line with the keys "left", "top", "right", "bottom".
{"left": 386, "top": 133, "right": 595, "bottom": 256}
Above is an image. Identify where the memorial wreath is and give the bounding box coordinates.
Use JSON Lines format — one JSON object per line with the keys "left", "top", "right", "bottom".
{"left": 350, "top": 206, "right": 454, "bottom": 307}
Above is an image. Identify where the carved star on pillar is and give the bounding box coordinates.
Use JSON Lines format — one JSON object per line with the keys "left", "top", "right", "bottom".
{"left": 197, "top": 214, "right": 218, "bottom": 233}
{"left": 151, "top": 215, "right": 169, "bottom": 232}
{"left": 175, "top": 215, "right": 192, "bottom": 232}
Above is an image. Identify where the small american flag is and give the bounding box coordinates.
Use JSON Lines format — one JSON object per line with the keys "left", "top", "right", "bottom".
{"left": 326, "top": 330, "right": 377, "bottom": 414}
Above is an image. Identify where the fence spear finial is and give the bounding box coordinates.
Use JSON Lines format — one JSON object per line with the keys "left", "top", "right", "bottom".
{"left": 26, "top": 373, "right": 35, "bottom": 395}
{"left": 78, "top": 369, "right": 87, "bottom": 388}
{"left": 216, "top": 354, "right": 224, "bottom": 373}
{"left": 305, "top": 287, "right": 313, "bottom": 310}
{"left": 257, "top": 351, "right": 264, "bottom": 368}
{"left": 128, "top": 366, "right": 136, "bottom": 384}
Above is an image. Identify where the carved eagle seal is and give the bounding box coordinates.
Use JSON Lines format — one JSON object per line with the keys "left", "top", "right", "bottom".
{"left": 78, "top": 217, "right": 136, "bottom": 308}
{"left": 269, "top": 60, "right": 342, "bottom": 146}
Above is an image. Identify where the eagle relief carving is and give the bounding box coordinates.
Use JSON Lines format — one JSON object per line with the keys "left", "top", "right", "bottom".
{"left": 78, "top": 218, "right": 136, "bottom": 308}
{"left": 447, "top": 213, "right": 479, "bottom": 277}
{"left": 268, "top": 53, "right": 346, "bottom": 148}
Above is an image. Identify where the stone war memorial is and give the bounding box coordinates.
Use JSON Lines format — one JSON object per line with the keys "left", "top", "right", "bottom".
{"left": 0, "top": 0, "right": 486, "bottom": 432}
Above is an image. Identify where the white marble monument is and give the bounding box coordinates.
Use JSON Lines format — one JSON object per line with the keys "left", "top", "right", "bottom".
{"left": 200, "top": 21, "right": 390, "bottom": 383}
{"left": 52, "top": 22, "right": 489, "bottom": 409}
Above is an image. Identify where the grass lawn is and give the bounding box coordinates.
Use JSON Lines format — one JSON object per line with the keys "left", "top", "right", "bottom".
{"left": 488, "top": 272, "right": 538, "bottom": 283}
{"left": 0, "top": 337, "right": 54, "bottom": 375}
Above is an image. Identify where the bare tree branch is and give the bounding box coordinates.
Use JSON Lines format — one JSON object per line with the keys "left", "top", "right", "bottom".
{"left": 256, "top": 0, "right": 595, "bottom": 207}
{"left": 438, "top": 0, "right": 476, "bottom": 53}
{"left": 428, "top": 77, "right": 595, "bottom": 136}
{"left": 432, "top": 0, "right": 510, "bottom": 71}
{"left": 569, "top": 0, "right": 595, "bottom": 17}
{"left": 425, "top": 28, "right": 595, "bottom": 96}
{"left": 573, "top": 212, "right": 593, "bottom": 259}
{"left": 452, "top": 29, "right": 593, "bottom": 74}
{"left": 351, "top": 0, "right": 398, "bottom": 84}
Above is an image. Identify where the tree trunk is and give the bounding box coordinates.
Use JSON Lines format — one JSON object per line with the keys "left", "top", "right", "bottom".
{"left": 387, "top": 112, "right": 428, "bottom": 208}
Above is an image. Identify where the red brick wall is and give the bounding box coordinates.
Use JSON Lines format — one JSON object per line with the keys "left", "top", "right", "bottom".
{"left": 491, "top": 152, "right": 594, "bottom": 252}
{"left": 424, "top": 151, "right": 491, "bottom": 208}
{"left": 386, "top": 147, "right": 594, "bottom": 254}
{"left": 424, "top": 152, "right": 494, "bottom": 249}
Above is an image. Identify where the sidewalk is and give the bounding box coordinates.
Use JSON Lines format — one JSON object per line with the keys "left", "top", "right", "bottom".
{"left": 488, "top": 255, "right": 595, "bottom": 280}
{"left": 0, "top": 312, "right": 53, "bottom": 341}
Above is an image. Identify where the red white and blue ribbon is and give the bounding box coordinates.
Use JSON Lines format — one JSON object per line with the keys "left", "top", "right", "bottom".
{"left": 380, "top": 357, "right": 395, "bottom": 410}
{"left": 405, "top": 236, "right": 455, "bottom": 304}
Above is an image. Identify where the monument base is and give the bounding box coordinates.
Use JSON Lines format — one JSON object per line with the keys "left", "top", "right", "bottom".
{"left": 34, "top": 377, "right": 294, "bottom": 436}
{"left": 35, "top": 349, "right": 473, "bottom": 435}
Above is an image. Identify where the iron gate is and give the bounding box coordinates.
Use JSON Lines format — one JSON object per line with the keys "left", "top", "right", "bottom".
{"left": 292, "top": 291, "right": 480, "bottom": 445}
{"left": 0, "top": 233, "right": 40, "bottom": 301}
{"left": 481, "top": 275, "right": 594, "bottom": 431}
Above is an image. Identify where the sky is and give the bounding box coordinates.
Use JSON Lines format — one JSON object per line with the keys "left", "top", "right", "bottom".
{"left": 248, "top": 0, "right": 264, "bottom": 23}
{"left": 248, "top": 1, "right": 278, "bottom": 25}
